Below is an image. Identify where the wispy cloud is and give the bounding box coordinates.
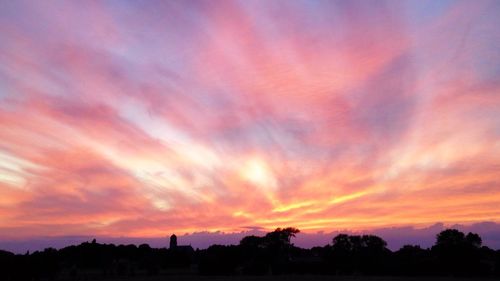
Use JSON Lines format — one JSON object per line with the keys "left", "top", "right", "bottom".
{"left": 0, "top": 0, "right": 499, "bottom": 238}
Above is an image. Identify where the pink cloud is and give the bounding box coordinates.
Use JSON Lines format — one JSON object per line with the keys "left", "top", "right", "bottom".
{"left": 0, "top": 0, "right": 499, "bottom": 240}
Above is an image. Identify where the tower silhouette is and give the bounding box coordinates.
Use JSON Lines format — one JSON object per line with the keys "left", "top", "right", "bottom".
{"left": 170, "top": 234, "right": 177, "bottom": 249}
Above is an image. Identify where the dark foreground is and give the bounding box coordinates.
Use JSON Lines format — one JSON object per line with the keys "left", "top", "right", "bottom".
{"left": 83, "top": 276, "right": 496, "bottom": 281}
{"left": 1, "top": 228, "right": 500, "bottom": 280}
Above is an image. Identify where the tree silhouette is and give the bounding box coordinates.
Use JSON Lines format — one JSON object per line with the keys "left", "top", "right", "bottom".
{"left": 466, "top": 232, "right": 482, "bottom": 248}
{"left": 332, "top": 234, "right": 351, "bottom": 252}
{"left": 240, "top": 235, "right": 264, "bottom": 249}
{"left": 329, "top": 234, "right": 389, "bottom": 274}
{"left": 264, "top": 227, "right": 300, "bottom": 250}
{"left": 0, "top": 227, "right": 499, "bottom": 278}
{"left": 433, "top": 228, "right": 487, "bottom": 275}
{"left": 436, "top": 229, "right": 465, "bottom": 246}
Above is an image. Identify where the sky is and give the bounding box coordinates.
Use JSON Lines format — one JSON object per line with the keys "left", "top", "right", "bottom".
{"left": 0, "top": 0, "right": 500, "bottom": 249}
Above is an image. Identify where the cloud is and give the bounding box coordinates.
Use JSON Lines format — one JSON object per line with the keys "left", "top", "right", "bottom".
{"left": 0, "top": 0, "right": 499, "bottom": 240}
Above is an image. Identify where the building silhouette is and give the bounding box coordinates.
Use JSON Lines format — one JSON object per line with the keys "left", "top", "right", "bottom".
{"left": 169, "top": 234, "right": 194, "bottom": 253}
{"left": 170, "top": 234, "right": 178, "bottom": 249}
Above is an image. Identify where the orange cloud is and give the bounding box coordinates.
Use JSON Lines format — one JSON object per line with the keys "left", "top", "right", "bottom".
{"left": 0, "top": 0, "right": 499, "bottom": 239}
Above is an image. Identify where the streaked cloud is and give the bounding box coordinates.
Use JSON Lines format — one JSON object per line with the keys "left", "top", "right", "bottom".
{"left": 0, "top": 0, "right": 499, "bottom": 239}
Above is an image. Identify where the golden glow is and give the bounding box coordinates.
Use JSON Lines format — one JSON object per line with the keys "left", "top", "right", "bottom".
{"left": 273, "top": 201, "right": 316, "bottom": 213}
{"left": 328, "top": 191, "right": 371, "bottom": 205}
{"left": 0, "top": 0, "right": 499, "bottom": 239}
{"left": 240, "top": 157, "right": 277, "bottom": 190}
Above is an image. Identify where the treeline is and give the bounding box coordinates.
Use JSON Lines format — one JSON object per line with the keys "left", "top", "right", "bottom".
{"left": 1, "top": 227, "right": 500, "bottom": 280}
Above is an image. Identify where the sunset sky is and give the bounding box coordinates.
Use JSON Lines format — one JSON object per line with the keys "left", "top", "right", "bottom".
{"left": 0, "top": 0, "right": 500, "bottom": 244}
